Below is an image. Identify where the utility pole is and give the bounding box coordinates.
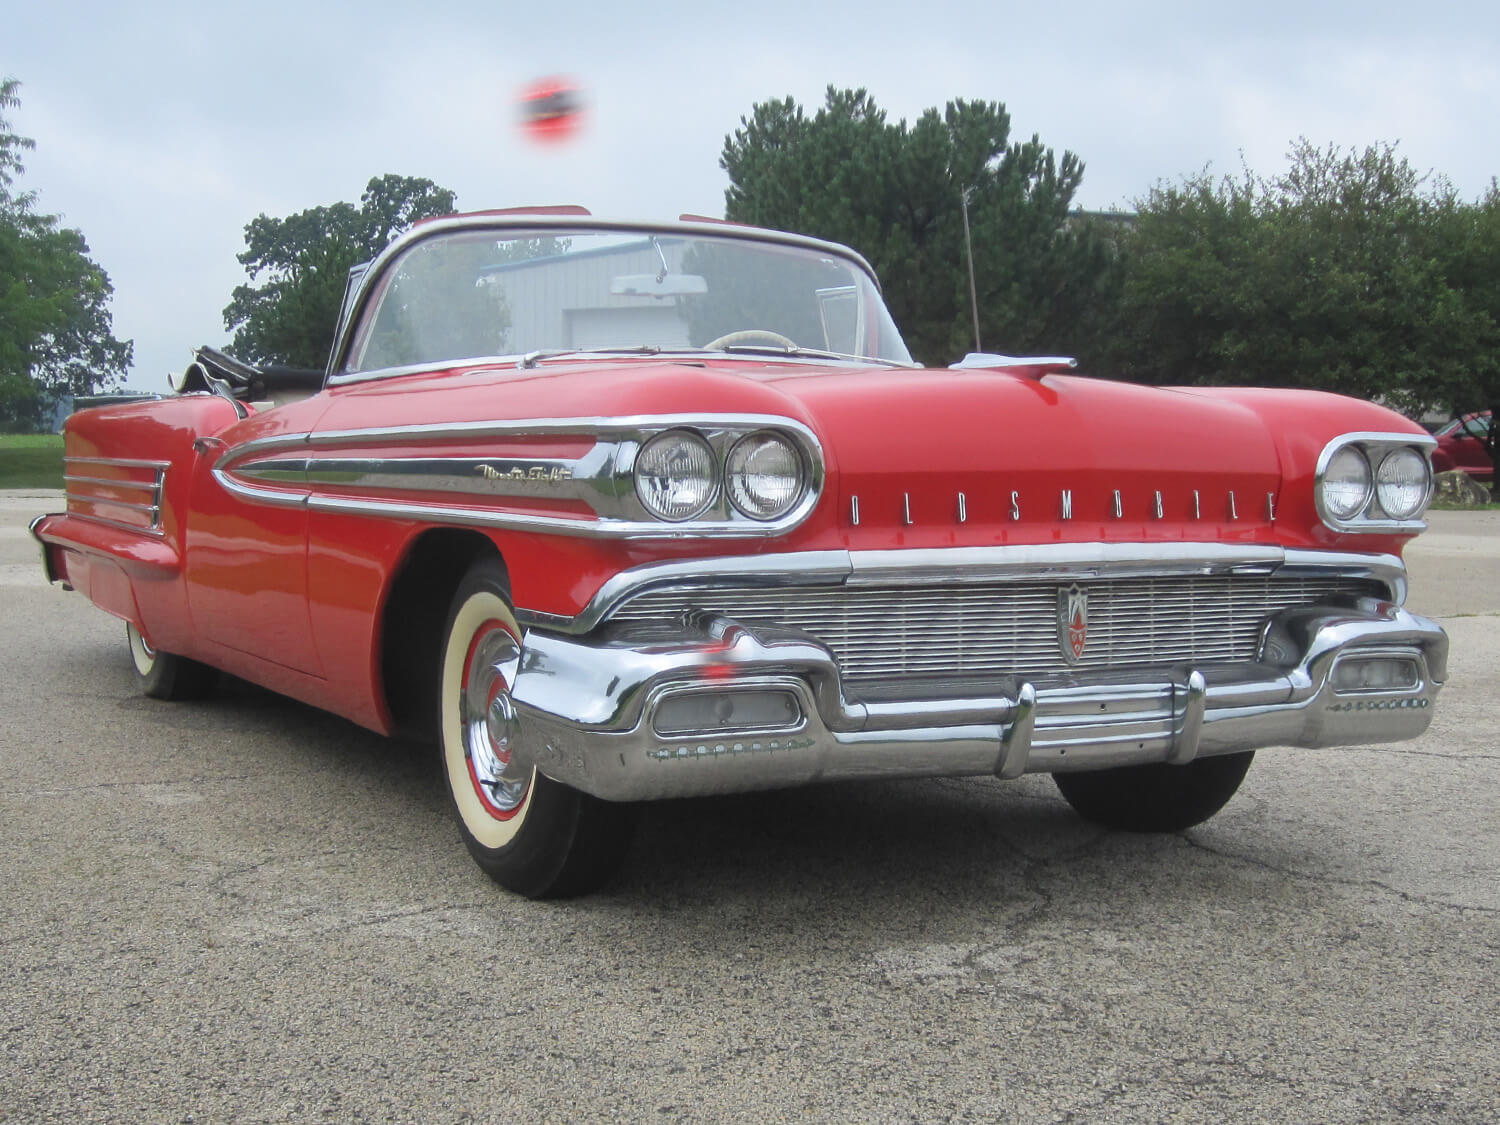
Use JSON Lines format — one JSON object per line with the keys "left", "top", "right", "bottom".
{"left": 960, "top": 187, "right": 982, "bottom": 354}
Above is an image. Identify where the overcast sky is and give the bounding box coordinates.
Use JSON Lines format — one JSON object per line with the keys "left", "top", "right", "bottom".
{"left": 9, "top": 0, "right": 1499, "bottom": 391}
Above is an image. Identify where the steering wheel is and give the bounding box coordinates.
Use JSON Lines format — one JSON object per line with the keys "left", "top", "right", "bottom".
{"left": 703, "top": 329, "right": 797, "bottom": 350}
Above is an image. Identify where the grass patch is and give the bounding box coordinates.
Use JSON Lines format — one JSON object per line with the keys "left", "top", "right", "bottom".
{"left": 0, "top": 433, "right": 64, "bottom": 488}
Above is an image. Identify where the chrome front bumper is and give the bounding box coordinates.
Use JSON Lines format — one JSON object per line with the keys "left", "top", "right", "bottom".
{"left": 509, "top": 599, "right": 1448, "bottom": 802}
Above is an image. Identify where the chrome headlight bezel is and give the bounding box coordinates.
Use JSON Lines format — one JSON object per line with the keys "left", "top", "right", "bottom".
{"left": 1315, "top": 433, "right": 1435, "bottom": 533}
{"left": 622, "top": 417, "right": 824, "bottom": 534}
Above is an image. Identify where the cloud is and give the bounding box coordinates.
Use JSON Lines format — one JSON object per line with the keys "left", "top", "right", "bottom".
{"left": 7, "top": 0, "right": 1498, "bottom": 389}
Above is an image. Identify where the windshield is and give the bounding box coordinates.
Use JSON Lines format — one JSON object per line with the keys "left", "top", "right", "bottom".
{"left": 1437, "top": 414, "right": 1491, "bottom": 439}
{"left": 345, "top": 227, "right": 913, "bottom": 373}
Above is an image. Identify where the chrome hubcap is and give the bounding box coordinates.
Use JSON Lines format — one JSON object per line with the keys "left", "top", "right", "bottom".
{"left": 461, "top": 622, "right": 528, "bottom": 816}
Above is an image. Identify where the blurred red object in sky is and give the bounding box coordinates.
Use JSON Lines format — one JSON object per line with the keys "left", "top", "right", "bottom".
{"left": 518, "top": 77, "right": 586, "bottom": 144}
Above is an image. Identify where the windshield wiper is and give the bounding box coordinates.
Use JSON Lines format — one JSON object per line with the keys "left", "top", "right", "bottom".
{"left": 518, "top": 345, "right": 664, "bottom": 369}
{"left": 717, "top": 344, "right": 910, "bottom": 368}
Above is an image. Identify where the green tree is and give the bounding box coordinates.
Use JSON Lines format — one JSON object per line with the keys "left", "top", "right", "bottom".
{"left": 1102, "top": 142, "right": 1485, "bottom": 417}
{"left": 223, "top": 174, "right": 457, "bottom": 369}
{"left": 720, "top": 87, "right": 1116, "bottom": 365}
{"left": 0, "top": 78, "right": 131, "bottom": 430}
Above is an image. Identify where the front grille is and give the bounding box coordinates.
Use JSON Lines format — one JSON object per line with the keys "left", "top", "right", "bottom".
{"left": 606, "top": 574, "right": 1386, "bottom": 685}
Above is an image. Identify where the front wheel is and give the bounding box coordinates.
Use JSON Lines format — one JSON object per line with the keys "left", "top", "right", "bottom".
{"left": 438, "top": 558, "right": 636, "bottom": 898}
{"left": 1052, "top": 751, "right": 1254, "bottom": 833}
{"left": 126, "top": 622, "right": 218, "bottom": 701}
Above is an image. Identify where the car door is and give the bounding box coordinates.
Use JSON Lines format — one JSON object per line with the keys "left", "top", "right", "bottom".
{"left": 184, "top": 401, "right": 329, "bottom": 676}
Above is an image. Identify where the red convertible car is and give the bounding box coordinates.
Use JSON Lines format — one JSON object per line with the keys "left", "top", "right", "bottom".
{"left": 32, "top": 210, "right": 1448, "bottom": 896}
{"left": 1431, "top": 411, "right": 1493, "bottom": 483}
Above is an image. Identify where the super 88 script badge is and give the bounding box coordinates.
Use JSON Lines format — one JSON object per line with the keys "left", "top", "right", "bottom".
{"left": 1059, "top": 584, "right": 1088, "bottom": 664}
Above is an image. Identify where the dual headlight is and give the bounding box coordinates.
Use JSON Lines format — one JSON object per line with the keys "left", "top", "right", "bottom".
{"left": 1318, "top": 438, "right": 1433, "bottom": 529}
{"left": 634, "top": 429, "right": 807, "bottom": 523}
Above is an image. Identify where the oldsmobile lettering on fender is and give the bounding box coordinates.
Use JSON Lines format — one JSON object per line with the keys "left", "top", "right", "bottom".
{"left": 31, "top": 209, "right": 1448, "bottom": 899}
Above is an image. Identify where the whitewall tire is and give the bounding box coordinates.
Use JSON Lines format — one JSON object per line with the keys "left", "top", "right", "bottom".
{"left": 126, "top": 622, "right": 218, "bottom": 701}
{"left": 438, "top": 557, "right": 636, "bottom": 897}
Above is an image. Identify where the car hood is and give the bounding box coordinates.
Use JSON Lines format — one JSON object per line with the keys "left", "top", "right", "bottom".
{"left": 320, "top": 358, "right": 1286, "bottom": 540}
{"left": 758, "top": 364, "right": 1281, "bottom": 533}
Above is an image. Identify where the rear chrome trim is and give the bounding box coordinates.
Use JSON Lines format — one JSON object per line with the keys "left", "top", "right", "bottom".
{"left": 62, "top": 457, "right": 168, "bottom": 537}
{"left": 62, "top": 473, "right": 160, "bottom": 493}
{"left": 64, "top": 456, "right": 172, "bottom": 470}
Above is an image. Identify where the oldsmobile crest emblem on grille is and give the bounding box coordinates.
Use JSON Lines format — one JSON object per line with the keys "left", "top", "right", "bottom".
{"left": 1058, "top": 583, "right": 1088, "bottom": 664}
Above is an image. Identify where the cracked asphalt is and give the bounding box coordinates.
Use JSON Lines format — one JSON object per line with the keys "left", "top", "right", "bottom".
{"left": 2, "top": 493, "right": 1496, "bottom": 1123}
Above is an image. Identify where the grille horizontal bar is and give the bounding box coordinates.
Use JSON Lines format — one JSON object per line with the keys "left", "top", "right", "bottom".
{"left": 606, "top": 574, "right": 1385, "bottom": 684}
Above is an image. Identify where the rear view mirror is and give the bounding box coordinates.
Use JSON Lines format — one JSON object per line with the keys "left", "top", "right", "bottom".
{"left": 610, "top": 273, "right": 708, "bottom": 297}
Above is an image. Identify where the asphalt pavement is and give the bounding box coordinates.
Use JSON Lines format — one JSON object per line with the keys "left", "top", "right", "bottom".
{"left": 2, "top": 493, "right": 1496, "bottom": 1123}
